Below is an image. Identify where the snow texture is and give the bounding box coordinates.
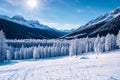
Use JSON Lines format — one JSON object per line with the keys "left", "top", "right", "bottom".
{"left": 0, "top": 50, "right": 120, "bottom": 80}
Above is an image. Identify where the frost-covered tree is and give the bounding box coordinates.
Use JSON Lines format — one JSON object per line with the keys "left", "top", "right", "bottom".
{"left": 40, "top": 47, "right": 44, "bottom": 58}
{"left": 14, "top": 51, "right": 19, "bottom": 60}
{"left": 69, "top": 40, "right": 74, "bottom": 56}
{"left": 0, "top": 30, "right": 7, "bottom": 62}
{"left": 100, "top": 36, "right": 105, "bottom": 52}
{"left": 111, "top": 34, "right": 116, "bottom": 50}
{"left": 43, "top": 46, "right": 47, "bottom": 58}
{"left": 85, "top": 37, "right": 89, "bottom": 53}
{"left": 23, "top": 48, "right": 29, "bottom": 59}
{"left": 77, "top": 40, "right": 82, "bottom": 55}
{"left": 105, "top": 33, "right": 112, "bottom": 51}
{"left": 47, "top": 46, "right": 51, "bottom": 57}
{"left": 6, "top": 50, "right": 11, "bottom": 61}
{"left": 64, "top": 45, "right": 69, "bottom": 55}
{"left": 19, "top": 45, "right": 24, "bottom": 59}
{"left": 117, "top": 31, "right": 120, "bottom": 48}
{"left": 61, "top": 46, "right": 64, "bottom": 56}
{"left": 94, "top": 35, "right": 101, "bottom": 53}
{"left": 89, "top": 38, "right": 94, "bottom": 52}
{"left": 81, "top": 38, "right": 86, "bottom": 53}
{"left": 33, "top": 47, "right": 39, "bottom": 59}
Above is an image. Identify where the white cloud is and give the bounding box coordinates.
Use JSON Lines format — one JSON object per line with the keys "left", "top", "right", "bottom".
{"left": 63, "top": 24, "right": 80, "bottom": 30}
{"left": 40, "top": 21, "right": 59, "bottom": 27}
{"left": 39, "top": 21, "right": 80, "bottom": 30}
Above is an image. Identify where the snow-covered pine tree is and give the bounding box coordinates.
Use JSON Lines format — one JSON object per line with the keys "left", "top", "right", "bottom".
{"left": 85, "top": 37, "right": 89, "bottom": 53}
{"left": 76, "top": 39, "right": 82, "bottom": 55}
{"left": 14, "top": 51, "right": 19, "bottom": 60}
{"left": 6, "top": 50, "right": 11, "bottom": 61}
{"left": 41, "top": 46, "right": 44, "bottom": 58}
{"left": 38, "top": 46, "right": 41, "bottom": 58}
{"left": 0, "top": 30, "right": 7, "bottom": 62}
{"left": 51, "top": 46, "right": 55, "bottom": 57}
{"left": 105, "top": 33, "right": 111, "bottom": 51}
{"left": 82, "top": 38, "right": 86, "bottom": 53}
{"left": 94, "top": 35, "right": 100, "bottom": 53}
{"left": 64, "top": 45, "right": 69, "bottom": 55}
{"left": 19, "top": 45, "right": 24, "bottom": 59}
{"left": 100, "top": 36, "right": 105, "bottom": 52}
{"left": 23, "top": 48, "right": 29, "bottom": 59}
{"left": 88, "top": 38, "right": 94, "bottom": 52}
{"left": 33, "top": 47, "right": 39, "bottom": 59}
{"left": 111, "top": 34, "right": 116, "bottom": 50}
{"left": 69, "top": 40, "right": 74, "bottom": 56}
{"left": 44, "top": 46, "right": 48, "bottom": 58}
{"left": 47, "top": 46, "right": 51, "bottom": 57}
{"left": 61, "top": 46, "right": 64, "bottom": 56}
{"left": 117, "top": 31, "right": 120, "bottom": 48}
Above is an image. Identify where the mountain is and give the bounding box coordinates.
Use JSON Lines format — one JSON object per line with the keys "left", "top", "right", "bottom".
{"left": 52, "top": 28, "right": 75, "bottom": 35}
{"left": 61, "top": 29, "right": 75, "bottom": 33}
{"left": 62, "top": 8, "right": 120, "bottom": 39}
{"left": 0, "top": 15, "right": 66, "bottom": 39}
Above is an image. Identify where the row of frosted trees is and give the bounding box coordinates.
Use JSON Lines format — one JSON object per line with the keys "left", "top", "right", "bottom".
{"left": 11, "top": 43, "right": 69, "bottom": 60}
{"left": 69, "top": 33, "right": 118, "bottom": 56}
{"left": 1, "top": 30, "right": 120, "bottom": 62}
{"left": 5, "top": 39, "right": 70, "bottom": 61}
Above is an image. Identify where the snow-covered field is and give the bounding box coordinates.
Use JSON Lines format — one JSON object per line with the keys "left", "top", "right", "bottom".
{"left": 0, "top": 50, "right": 120, "bottom": 80}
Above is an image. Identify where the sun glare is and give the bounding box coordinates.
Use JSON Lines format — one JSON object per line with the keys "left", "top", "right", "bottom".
{"left": 27, "top": 0, "right": 38, "bottom": 9}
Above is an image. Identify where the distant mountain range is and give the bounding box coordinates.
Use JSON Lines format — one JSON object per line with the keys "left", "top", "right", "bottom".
{"left": 62, "top": 8, "right": 120, "bottom": 39}
{"left": 1, "top": 8, "right": 120, "bottom": 39}
{"left": 0, "top": 15, "right": 69, "bottom": 39}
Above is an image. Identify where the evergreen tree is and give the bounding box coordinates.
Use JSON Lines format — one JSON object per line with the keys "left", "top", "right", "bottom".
{"left": 85, "top": 37, "right": 89, "bottom": 53}
{"left": 111, "top": 34, "right": 116, "bottom": 50}
{"left": 14, "top": 51, "right": 19, "bottom": 60}
{"left": 105, "top": 33, "right": 111, "bottom": 51}
{"left": 33, "top": 47, "right": 39, "bottom": 59}
{"left": 0, "top": 30, "right": 7, "bottom": 62}
{"left": 117, "top": 31, "right": 120, "bottom": 48}
{"left": 100, "top": 36, "right": 105, "bottom": 52}
{"left": 69, "top": 40, "right": 74, "bottom": 56}
{"left": 6, "top": 50, "right": 11, "bottom": 61}
{"left": 94, "top": 35, "right": 100, "bottom": 53}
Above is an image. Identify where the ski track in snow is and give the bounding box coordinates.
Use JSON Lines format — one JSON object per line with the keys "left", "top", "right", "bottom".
{"left": 0, "top": 51, "right": 120, "bottom": 80}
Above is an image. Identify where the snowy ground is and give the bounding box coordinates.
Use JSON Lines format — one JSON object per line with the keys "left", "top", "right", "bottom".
{"left": 0, "top": 50, "right": 120, "bottom": 80}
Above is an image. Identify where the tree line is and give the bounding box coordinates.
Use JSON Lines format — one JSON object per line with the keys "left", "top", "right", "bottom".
{"left": 0, "top": 30, "right": 120, "bottom": 62}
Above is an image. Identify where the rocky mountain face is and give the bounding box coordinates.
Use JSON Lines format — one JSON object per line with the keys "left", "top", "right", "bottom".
{"left": 62, "top": 8, "right": 120, "bottom": 39}
{"left": 0, "top": 15, "right": 66, "bottom": 39}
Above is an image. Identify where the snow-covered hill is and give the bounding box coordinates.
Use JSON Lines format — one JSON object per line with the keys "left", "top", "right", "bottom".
{"left": 0, "top": 15, "right": 55, "bottom": 30}
{"left": 80, "top": 7, "right": 120, "bottom": 29}
{"left": 0, "top": 50, "right": 120, "bottom": 80}
{"left": 0, "top": 15, "right": 68, "bottom": 39}
{"left": 62, "top": 8, "right": 120, "bottom": 39}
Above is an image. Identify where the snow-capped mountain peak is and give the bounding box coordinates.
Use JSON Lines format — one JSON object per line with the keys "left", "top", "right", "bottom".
{"left": 0, "top": 15, "right": 52, "bottom": 30}
{"left": 110, "top": 7, "right": 120, "bottom": 15}
{"left": 28, "top": 20, "right": 40, "bottom": 25}
{"left": 12, "top": 15, "right": 26, "bottom": 22}
{"left": 0, "top": 15, "right": 11, "bottom": 20}
{"left": 80, "top": 7, "right": 120, "bottom": 29}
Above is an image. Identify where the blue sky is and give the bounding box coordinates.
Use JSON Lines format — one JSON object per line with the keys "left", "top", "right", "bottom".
{"left": 0, "top": 0, "right": 120, "bottom": 30}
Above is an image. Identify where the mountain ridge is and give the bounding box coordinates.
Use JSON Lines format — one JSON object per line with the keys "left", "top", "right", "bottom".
{"left": 0, "top": 15, "right": 67, "bottom": 39}
{"left": 62, "top": 8, "right": 120, "bottom": 39}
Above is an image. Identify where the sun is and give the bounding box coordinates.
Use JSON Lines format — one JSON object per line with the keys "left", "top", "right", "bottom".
{"left": 26, "top": 0, "right": 38, "bottom": 10}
